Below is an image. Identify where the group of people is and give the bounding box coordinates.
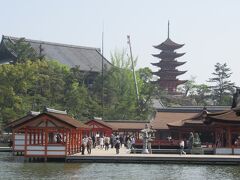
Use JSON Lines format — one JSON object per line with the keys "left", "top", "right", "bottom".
{"left": 81, "top": 136, "right": 93, "bottom": 155}
{"left": 179, "top": 132, "right": 202, "bottom": 155}
{"left": 81, "top": 133, "right": 136, "bottom": 155}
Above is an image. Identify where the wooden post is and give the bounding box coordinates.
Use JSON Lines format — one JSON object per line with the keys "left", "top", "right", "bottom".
{"left": 37, "top": 129, "right": 40, "bottom": 144}
{"left": 33, "top": 129, "right": 36, "bottom": 145}
{"left": 78, "top": 131, "right": 80, "bottom": 152}
{"left": 44, "top": 128, "right": 48, "bottom": 160}
{"left": 12, "top": 129, "right": 15, "bottom": 155}
{"left": 24, "top": 128, "right": 27, "bottom": 157}
{"left": 227, "top": 127, "right": 231, "bottom": 148}
{"left": 65, "top": 130, "right": 68, "bottom": 156}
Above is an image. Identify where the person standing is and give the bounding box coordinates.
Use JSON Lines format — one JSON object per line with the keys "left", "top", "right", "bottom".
{"left": 115, "top": 138, "right": 120, "bottom": 154}
{"left": 99, "top": 136, "right": 104, "bottom": 149}
{"left": 119, "top": 135, "right": 123, "bottom": 147}
{"left": 147, "top": 140, "right": 152, "bottom": 154}
{"left": 92, "top": 135, "right": 96, "bottom": 148}
{"left": 104, "top": 136, "right": 110, "bottom": 150}
{"left": 110, "top": 134, "right": 114, "bottom": 148}
{"left": 87, "top": 137, "right": 93, "bottom": 154}
{"left": 179, "top": 139, "right": 186, "bottom": 155}
{"left": 81, "top": 136, "right": 88, "bottom": 155}
{"left": 131, "top": 136, "right": 136, "bottom": 149}
{"left": 126, "top": 136, "right": 131, "bottom": 149}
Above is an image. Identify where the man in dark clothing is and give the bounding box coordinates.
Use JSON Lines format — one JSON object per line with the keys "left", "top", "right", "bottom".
{"left": 92, "top": 135, "right": 96, "bottom": 148}
{"left": 115, "top": 138, "right": 120, "bottom": 154}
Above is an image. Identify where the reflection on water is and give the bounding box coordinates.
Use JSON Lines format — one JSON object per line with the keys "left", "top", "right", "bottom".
{"left": 1, "top": 152, "right": 240, "bottom": 180}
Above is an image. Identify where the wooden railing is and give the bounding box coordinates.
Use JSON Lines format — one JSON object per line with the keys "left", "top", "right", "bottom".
{"left": 135, "top": 139, "right": 215, "bottom": 148}
{"left": 135, "top": 139, "right": 180, "bottom": 147}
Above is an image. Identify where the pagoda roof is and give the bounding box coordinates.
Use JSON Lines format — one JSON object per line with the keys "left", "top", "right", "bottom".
{"left": 154, "top": 38, "right": 184, "bottom": 51}
{"left": 152, "top": 79, "right": 188, "bottom": 86}
{"left": 176, "top": 80, "right": 188, "bottom": 85}
{"left": 153, "top": 70, "right": 187, "bottom": 76}
{"left": 152, "top": 51, "right": 185, "bottom": 59}
{"left": 151, "top": 60, "right": 186, "bottom": 68}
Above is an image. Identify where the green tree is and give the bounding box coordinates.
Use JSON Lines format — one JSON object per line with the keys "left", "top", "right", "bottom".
{"left": 0, "top": 47, "right": 155, "bottom": 130}
{"left": 137, "top": 67, "right": 154, "bottom": 118}
{"left": 0, "top": 59, "right": 94, "bottom": 127}
{"left": 208, "top": 62, "right": 235, "bottom": 105}
{"left": 5, "top": 38, "right": 40, "bottom": 63}
{"left": 193, "top": 84, "right": 211, "bottom": 105}
{"left": 92, "top": 50, "right": 153, "bottom": 120}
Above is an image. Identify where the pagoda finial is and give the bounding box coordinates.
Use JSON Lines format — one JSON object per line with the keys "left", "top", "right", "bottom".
{"left": 168, "top": 20, "right": 170, "bottom": 38}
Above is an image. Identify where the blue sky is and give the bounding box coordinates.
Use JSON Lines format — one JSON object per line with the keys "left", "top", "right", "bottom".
{"left": 1, "top": 0, "right": 240, "bottom": 86}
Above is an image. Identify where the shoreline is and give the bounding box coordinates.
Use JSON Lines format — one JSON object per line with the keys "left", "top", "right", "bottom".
{"left": 4, "top": 146, "right": 240, "bottom": 165}
{"left": 66, "top": 147, "right": 240, "bottom": 165}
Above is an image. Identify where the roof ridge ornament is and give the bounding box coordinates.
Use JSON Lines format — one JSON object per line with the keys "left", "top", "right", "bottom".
{"left": 168, "top": 20, "right": 170, "bottom": 39}
{"left": 44, "top": 107, "right": 67, "bottom": 115}
{"left": 28, "top": 111, "right": 41, "bottom": 116}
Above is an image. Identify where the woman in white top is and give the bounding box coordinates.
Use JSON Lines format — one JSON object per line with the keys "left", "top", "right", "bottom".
{"left": 179, "top": 140, "right": 186, "bottom": 155}
{"left": 99, "top": 136, "right": 104, "bottom": 149}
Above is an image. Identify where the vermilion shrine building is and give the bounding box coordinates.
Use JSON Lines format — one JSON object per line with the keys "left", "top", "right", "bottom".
{"left": 7, "top": 108, "right": 89, "bottom": 160}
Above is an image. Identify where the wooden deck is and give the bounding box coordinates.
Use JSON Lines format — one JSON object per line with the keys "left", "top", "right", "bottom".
{"left": 0, "top": 147, "right": 12, "bottom": 152}
{"left": 66, "top": 147, "right": 240, "bottom": 165}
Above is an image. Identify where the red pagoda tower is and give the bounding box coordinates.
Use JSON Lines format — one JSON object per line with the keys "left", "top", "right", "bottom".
{"left": 152, "top": 22, "right": 187, "bottom": 94}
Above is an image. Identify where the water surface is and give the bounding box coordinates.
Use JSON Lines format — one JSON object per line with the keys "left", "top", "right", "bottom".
{"left": 0, "top": 152, "right": 240, "bottom": 180}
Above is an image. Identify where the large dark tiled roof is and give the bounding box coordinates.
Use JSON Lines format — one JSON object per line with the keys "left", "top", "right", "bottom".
{"left": 1, "top": 35, "right": 112, "bottom": 72}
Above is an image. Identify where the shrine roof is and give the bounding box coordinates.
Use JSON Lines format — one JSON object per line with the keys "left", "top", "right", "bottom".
{"left": 154, "top": 107, "right": 230, "bottom": 129}
{"left": 85, "top": 119, "right": 117, "bottom": 130}
{"left": 5, "top": 111, "right": 89, "bottom": 130}
{"left": 152, "top": 111, "right": 197, "bottom": 129}
{"left": 206, "top": 110, "right": 240, "bottom": 123}
{"left": 5, "top": 114, "right": 35, "bottom": 131}
{"left": 46, "top": 112, "right": 89, "bottom": 128}
{"left": 105, "top": 120, "right": 149, "bottom": 130}
{"left": 156, "top": 106, "right": 230, "bottom": 113}
{"left": 167, "top": 110, "right": 212, "bottom": 127}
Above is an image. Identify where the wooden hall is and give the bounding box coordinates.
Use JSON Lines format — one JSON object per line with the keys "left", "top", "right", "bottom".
{"left": 166, "top": 88, "right": 240, "bottom": 154}
{"left": 6, "top": 108, "right": 89, "bottom": 161}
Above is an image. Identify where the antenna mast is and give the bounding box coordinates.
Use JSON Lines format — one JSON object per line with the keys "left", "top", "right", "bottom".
{"left": 127, "top": 35, "right": 140, "bottom": 104}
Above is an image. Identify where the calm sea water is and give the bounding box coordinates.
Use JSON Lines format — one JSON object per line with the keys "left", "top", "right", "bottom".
{"left": 1, "top": 152, "right": 240, "bottom": 180}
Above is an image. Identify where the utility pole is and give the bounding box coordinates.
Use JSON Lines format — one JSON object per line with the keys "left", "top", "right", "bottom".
{"left": 101, "top": 27, "right": 104, "bottom": 119}
{"left": 127, "top": 35, "right": 140, "bottom": 104}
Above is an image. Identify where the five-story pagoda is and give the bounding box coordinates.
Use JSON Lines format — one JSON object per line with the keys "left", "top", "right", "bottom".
{"left": 152, "top": 22, "right": 187, "bottom": 94}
